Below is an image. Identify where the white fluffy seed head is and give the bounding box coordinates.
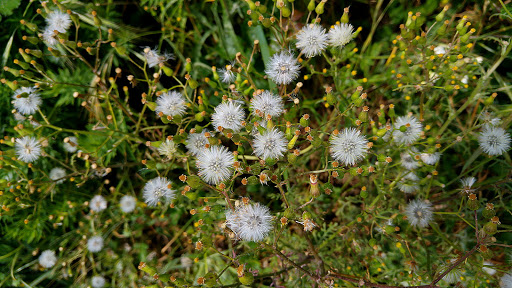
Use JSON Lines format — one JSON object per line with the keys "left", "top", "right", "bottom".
{"left": 392, "top": 115, "right": 423, "bottom": 145}
{"left": 328, "top": 23, "right": 354, "bottom": 48}
{"left": 329, "top": 128, "right": 368, "bottom": 166}
{"left": 38, "top": 250, "right": 57, "bottom": 268}
{"left": 405, "top": 199, "right": 433, "bottom": 228}
{"left": 296, "top": 24, "right": 328, "bottom": 58}
{"left": 478, "top": 126, "right": 511, "bottom": 156}
{"left": 91, "top": 276, "right": 106, "bottom": 288}
{"left": 225, "top": 203, "right": 273, "bottom": 242}
{"left": 89, "top": 195, "right": 107, "bottom": 212}
{"left": 400, "top": 148, "right": 420, "bottom": 170}
{"left": 265, "top": 51, "right": 300, "bottom": 85}
{"left": 120, "top": 195, "right": 136, "bottom": 213}
{"left": 143, "top": 177, "right": 176, "bottom": 207}
{"left": 253, "top": 128, "right": 287, "bottom": 160}
{"left": 460, "top": 177, "right": 477, "bottom": 190}
{"left": 12, "top": 86, "right": 42, "bottom": 115}
{"left": 63, "top": 136, "right": 79, "bottom": 153}
{"left": 15, "top": 136, "right": 42, "bottom": 163}
{"left": 397, "top": 172, "right": 420, "bottom": 193}
{"left": 196, "top": 146, "right": 234, "bottom": 185}
{"left": 155, "top": 91, "right": 187, "bottom": 117}
{"left": 186, "top": 130, "right": 211, "bottom": 156}
{"left": 219, "top": 66, "right": 237, "bottom": 83}
{"left": 212, "top": 101, "right": 245, "bottom": 132}
{"left": 158, "top": 139, "right": 177, "bottom": 159}
{"left": 46, "top": 11, "right": 72, "bottom": 33}
{"left": 41, "top": 27, "right": 59, "bottom": 48}
{"left": 250, "top": 91, "right": 284, "bottom": 118}
{"left": 87, "top": 236, "right": 104, "bottom": 253}
{"left": 143, "top": 47, "right": 173, "bottom": 68}
{"left": 49, "top": 167, "right": 66, "bottom": 184}
{"left": 420, "top": 152, "right": 441, "bottom": 165}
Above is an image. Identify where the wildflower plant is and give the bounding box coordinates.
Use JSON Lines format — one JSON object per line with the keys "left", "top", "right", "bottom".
{"left": 0, "top": 0, "right": 511, "bottom": 287}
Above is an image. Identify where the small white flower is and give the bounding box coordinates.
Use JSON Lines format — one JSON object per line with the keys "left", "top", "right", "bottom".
{"left": 155, "top": 91, "right": 187, "bottom": 118}
{"left": 420, "top": 152, "right": 441, "bottom": 165}
{"left": 253, "top": 128, "right": 287, "bottom": 160}
{"left": 12, "top": 86, "right": 42, "bottom": 115}
{"left": 89, "top": 195, "right": 107, "bottom": 212}
{"left": 158, "top": 139, "right": 177, "bottom": 159}
{"left": 478, "top": 126, "right": 511, "bottom": 156}
{"left": 405, "top": 199, "right": 433, "bottom": 228}
{"left": 225, "top": 203, "right": 273, "bottom": 242}
{"left": 15, "top": 136, "right": 42, "bottom": 163}
{"left": 41, "top": 27, "right": 59, "bottom": 48}
{"left": 219, "top": 65, "right": 237, "bottom": 83}
{"left": 500, "top": 272, "right": 512, "bottom": 288}
{"left": 143, "top": 47, "right": 173, "bottom": 68}
{"left": 46, "top": 11, "right": 72, "bottom": 33}
{"left": 328, "top": 23, "right": 354, "bottom": 48}
{"left": 400, "top": 148, "right": 420, "bottom": 170}
{"left": 186, "top": 130, "right": 211, "bottom": 156}
{"left": 250, "top": 90, "right": 284, "bottom": 118}
{"left": 460, "top": 177, "right": 477, "bottom": 194}
{"left": 461, "top": 75, "right": 469, "bottom": 84}
{"left": 87, "top": 236, "right": 104, "bottom": 253}
{"left": 38, "top": 250, "right": 57, "bottom": 268}
{"left": 91, "top": 276, "right": 106, "bottom": 288}
{"left": 398, "top": 172, "right": 420, "bottom": 193}
{"left": 143, "top": 177, "right": 176, "bottom": 207}
{"left": 196, "top": 146, "right": 234, "bottom": 185}
{"left": 120, "top": 195, "right": 136, "bottom": 213}
{"left": 434, "top": 46, "right": 446, "bottom": 55}
{"left": 265, "top": 51, "right": 300, "bottom": 85}
{"left": 392, "top": 115, "right": 423, "bottom": 145}
{"left": 63, "top": 136, "right": 78, "bottom": 153}
{"left": 296, "top": 24, "right": 328, "bottom": 58}
{"left": 329, "top": 128, "right": 368, "bottom": 166}
{"left": 49, "top": 167, "right": 66, "bottom": 184}
{"left": 482, "top": 261, "right": 496, "bottom": 275}
{"left": 211, "top": 101, "right": 245, "bottom": 132}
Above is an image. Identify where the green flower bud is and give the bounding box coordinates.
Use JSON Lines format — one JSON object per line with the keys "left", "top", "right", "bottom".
{"left": 341, "top": 7, "right": 350, "bottom": 23}
{"left": 326, "top": 93, "right": 336, "bottom": 105}
{"left": 482, "top": 203, "right": 495, "bottom": 219}
{"left": 247, "top": 175, "right": 259, "bottom": 185}
{"left": 307, "top": 0, "right": 315, "bottom": 11}
{"left": 467, "top": 193, "right": 479, "bottom": 211}
{"left": 315, "top": 0, "right": 326, "bottom": 15}
{"left": 284, "top": 207, "right": 296, "bottom": 218}
{"left": 300, "top": 114, "right": 310, "bottom": 127}
{"left": 287, "top": 153, "right": 297, "bottom": 164}
{"left": 438, "top": 5, "right": 450, "bottom": 20}
{"left": 483, "top": 221, "right": 497, "bottom": 235}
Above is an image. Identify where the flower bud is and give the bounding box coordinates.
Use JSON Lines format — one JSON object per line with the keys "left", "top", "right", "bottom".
{"left": 307, "top": 0, "right": 315, "bottom": 11}
{"left": 467, "top": 193, "right": 479, "bottom": 211}
{"left": 315, "top": 0, "right": 326, "bottom": 15}
{"left": 482, "top": 203, "right": 495, "bottom": 219}
{"left": 341, "top": 7, "right": 350, "bottom": 23}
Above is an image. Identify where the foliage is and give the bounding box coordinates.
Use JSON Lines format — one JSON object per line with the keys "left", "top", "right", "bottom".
{"left": 0, "top": 0, "right": 511, "bottom": 288}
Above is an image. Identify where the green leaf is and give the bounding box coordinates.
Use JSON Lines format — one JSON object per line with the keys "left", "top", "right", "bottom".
{"left": 0, "top": 0, "right": 21, "bottom": 16}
